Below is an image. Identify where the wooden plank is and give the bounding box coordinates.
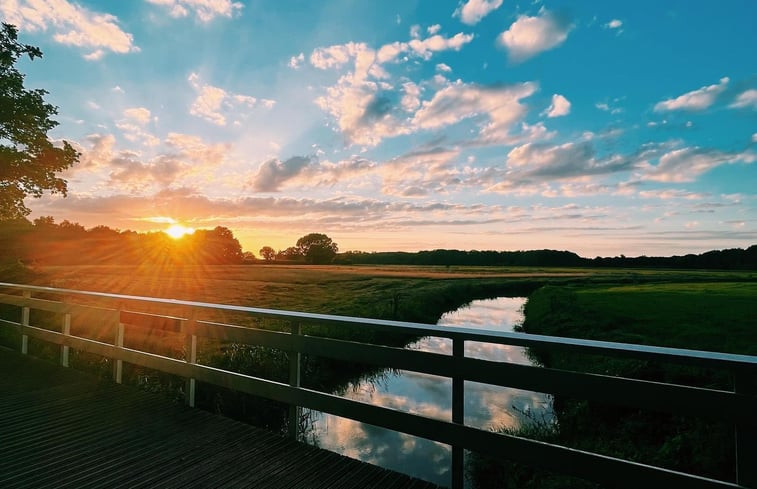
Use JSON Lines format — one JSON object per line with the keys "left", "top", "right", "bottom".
{"left": 0, "top": 350, "right": 438, "bottom": 489}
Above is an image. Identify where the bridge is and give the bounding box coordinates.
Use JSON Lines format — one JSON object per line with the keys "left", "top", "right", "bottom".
{"left": 0, "top": 282, "right": 755, "bottom": 488}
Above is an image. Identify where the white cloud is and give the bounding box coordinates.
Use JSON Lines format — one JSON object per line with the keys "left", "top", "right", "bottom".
{"left": 123, "top": 107, "right": 152, "bottom": 125}
{"left": 0, "top": 0, "right": 138, "bottom": 59}
{"left": 729, "top": 89, "right": 757, "bottom": 110}
{"left": 188, "top": 73, "right": 274, "bottom": 126}
{"left": 310, "top": 42, "right": 368, "bottom": 70}
{"left": 605, "top": 19, "right": 623, "bottom": 29}
{"left": 436, "top": 63, "right": 452, "bottom": 72}
{"left": 413, "top": 81, "right": 538, "bottom": 144}
{"left": 401, "top": 82, "right": 421, "bottom": 111}
{"left": 641, "top": 147, "right": 755, "bottom": 182}
{"left": 654, "top": 77, "right": 729, "bottom": 112}
{"left": 427, "top": 24, "right": 441, "bottom": 35}
{"left": 310, "top": 33, "right": 475, "bottom": 146}
{"left": 454, "top": 0, "right": 504, "bottom": 25}
{"left": 409, "top": 24, "right": 421, "bottom": 39}
{"left": 752, "top": 133, "right": 757, "bottom": 143}
{"left": 112, "top": 85, "right": 125, "bottom": 93}
{"left": 146, "top": 0, "right": 243, "bottom": 22}
{"left": 408, "top": 32, "right": 474, "bottom": 59}
{"left": 288, "top": 52, "right": 305, "bottom": 69}
{"left": 543, "top": 93, "right": 571, "bottom": 118}
{"left": 498, "top": 9, "right": 573, "bottom": 62}
{"left": 503, "top": 141, "right": 635, "bottom": 181}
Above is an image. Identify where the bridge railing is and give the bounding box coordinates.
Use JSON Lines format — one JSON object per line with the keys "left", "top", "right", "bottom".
{"left": 0, "top": 282, "right": 755, "bottom": 489}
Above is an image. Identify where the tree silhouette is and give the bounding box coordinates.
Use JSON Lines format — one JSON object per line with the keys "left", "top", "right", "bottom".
{"left": 0, "top": 23, "right": 79, "bottom": 220}
{"left": 296, "top": 233, "right": 338, "bottom": 264}
{"left": 259, "top": 246, "right": 275, "bottom": 261}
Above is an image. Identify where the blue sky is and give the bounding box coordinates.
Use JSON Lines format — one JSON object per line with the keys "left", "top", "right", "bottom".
{"left": 3, "top": 0, "right": 756, "bottom": 256}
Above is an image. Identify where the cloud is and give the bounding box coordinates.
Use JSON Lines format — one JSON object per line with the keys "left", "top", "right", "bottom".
{"left": 109, "top": 151, "right": 187, "bottom": 188}
{"left": 312, "top": 32, "right": 474, "bottom": 71}
{"left": 412, "top": 81, "right": 537, "bottom": 143}
{"left": 454, "top": 0, "right": 504, "bottom": 25}
{"left": 436, "top": 63, "right": 452, "bottom": 72}
{"left": 115, "top": 121, "right": 160, "bottom": 146}
{"left": 401, "top": 82, "right": 421, "bottom": 111}
{"left": 310, "top": 31, "right": 473, "bottom": 147}
{"left": 0, "top": 0, "right": 138, "bottom": 59}
{"left": 188, "top": 73, "right": 274, "bottom": 126}
{"left": 641, "top": 147, "right": 755, "bottom": 182}
{"left": 146, "top": 0, "right": 243, "bottom": 22}
{"left": 604, "top": 19, "right": 623, "bottom": 29}
{"left": 729, "top": 89, "right": 757, "bottom": 110}
{"left": 250, "top": 156, "right": 315, "bottom": 192}
{"left": 408, "top": 32, "right": 474, "bottom": 59}
{"left": 427, "top": 24, "right": 441, "bottom": 35}
{"left": 66, "top": 130, "right": 231, "bottom": 191}
{"left": 654, "top": 77, "right": 729, "bottom": 112}
{"left": 381, "top": 147, "right": 463, "bottom": 197}
{"left": 504, "top": 141, "right": 636, "bottom": 181}
{"left": 310, "top": 42, "right": 368, "bottom": 70}
{"left": 288, "top": 52, "right": 305, "bottom": 69}
{"left": 498, "top": 9, "right": 573, "bottom": 62}
{"left": 123, "top": 107, "right": 152, "bottom": 125}
{"left": 543, "top": 94, "right": 570, "bottom": 118}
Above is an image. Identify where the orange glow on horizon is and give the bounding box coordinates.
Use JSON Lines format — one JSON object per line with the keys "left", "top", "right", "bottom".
{"left": 164, "top": 224, "right": 195, "bottom": 239}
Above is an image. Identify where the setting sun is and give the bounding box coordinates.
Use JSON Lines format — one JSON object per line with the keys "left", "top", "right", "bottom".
{"left": 164, "top": 224, "right": 195, "bottom": 239}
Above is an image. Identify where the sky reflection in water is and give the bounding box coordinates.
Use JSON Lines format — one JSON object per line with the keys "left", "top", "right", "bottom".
{"left": 306, "top": 297, "right": 552, "bottom": 486}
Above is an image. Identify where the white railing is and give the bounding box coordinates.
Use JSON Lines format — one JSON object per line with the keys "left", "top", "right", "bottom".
{"left": 0, "top": 282, "right": 755, "bottom": 489}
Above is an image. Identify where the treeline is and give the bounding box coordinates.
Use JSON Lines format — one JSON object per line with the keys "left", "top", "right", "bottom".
{"left": 336, "top": 249, "right": 586, "bottom": 267}
{"left": 0, "top": 217, "right": 244, "bottom": 266}
{"left": 337, "top": 246, "right": 757, "bottom": 270}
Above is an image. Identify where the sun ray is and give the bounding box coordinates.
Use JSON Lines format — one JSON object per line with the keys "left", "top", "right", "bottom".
{"left": 165, "top": 224, "right": 195, "bottom": 239}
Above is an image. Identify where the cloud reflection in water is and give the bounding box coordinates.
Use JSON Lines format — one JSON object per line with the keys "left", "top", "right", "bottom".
{"left": 306, "top": 297, "right": 553, "bottom": 487}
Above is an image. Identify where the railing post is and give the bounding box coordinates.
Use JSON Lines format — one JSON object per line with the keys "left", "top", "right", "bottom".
{"left": 183, "top": 310, "right": 198, "bottom": 407}
{"left": 288, "top": 321, "right": 302, "bottom": 440}
{"left": 452, "top": 337, "right": 464, "bottom": 489}
{"left": 61, "top": 311, "right": 71, "bottom": 367}
{"left": 113, "top": 306, "right": 124, "bottom": 384}
{"left": 735, "top": 367, "right": 757, "bottom": 487}
{"left": 20, "top": 290, "right": 30, "bottom": 354}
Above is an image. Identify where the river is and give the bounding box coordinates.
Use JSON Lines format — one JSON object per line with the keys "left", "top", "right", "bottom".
{"left": 304, "top": 297, "right": 553, "bottom": 487}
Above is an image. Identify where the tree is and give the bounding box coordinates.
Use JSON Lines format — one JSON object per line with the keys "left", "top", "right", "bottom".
{"left": 259, "top": 246, "right": 275, "bottom": 261}
{"left": 190, "top": 226, "right": 243, "bottom": 264}
{"left": 296, "top": 233, "right": 338, "bottom": 264}
{"left": 1, "top": 23, "right": 79, "bottom": 220}
{"left": 276, "top": 246, "right": 302, "bottom": 261}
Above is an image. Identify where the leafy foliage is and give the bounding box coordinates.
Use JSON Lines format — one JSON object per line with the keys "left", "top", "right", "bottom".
{"left": 0, "top": 23, "right": 79, "bottom": 220}
{"left": 0, "top": 217, "right": 244, "bottom": 265}
{"left": 259, "top": 246, "right": 275, "bottom": 261}
{"left": 296, "top": 233, "right": 338, "bottom": 264}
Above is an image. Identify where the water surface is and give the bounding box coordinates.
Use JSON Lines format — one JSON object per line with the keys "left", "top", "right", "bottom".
{"left": 305, "top": 297, "right": 552, "bottom": 486}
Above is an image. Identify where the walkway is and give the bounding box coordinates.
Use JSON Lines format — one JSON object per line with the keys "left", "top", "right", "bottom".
{"left": 0, "top": 349, "right": 440, "bottom": 489}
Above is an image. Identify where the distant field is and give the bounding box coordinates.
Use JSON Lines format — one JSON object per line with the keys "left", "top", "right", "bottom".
{"left": 6, "top": 264, "right": 750, "bottom": 328}
{"left": 524, "top": 281, "right": 757, "bottom": 356}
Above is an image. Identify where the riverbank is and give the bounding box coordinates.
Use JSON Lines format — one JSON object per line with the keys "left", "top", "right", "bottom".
{"left": 511, "top": 281, "right": 757, "bottom": 486}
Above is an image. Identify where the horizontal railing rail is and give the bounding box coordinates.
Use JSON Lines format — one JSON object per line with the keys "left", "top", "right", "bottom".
{"left": 0, "top": 282, "right": 754, "bottom": 489}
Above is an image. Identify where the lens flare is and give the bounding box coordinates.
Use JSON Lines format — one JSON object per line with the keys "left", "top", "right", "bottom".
{"left": 165, "top": 224, "right": 195, "bottom": 239}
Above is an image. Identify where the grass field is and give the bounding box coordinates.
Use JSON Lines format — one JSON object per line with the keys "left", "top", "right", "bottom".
{"left": 482, "top": 280, "right": 757, "bottom": 488}
{"left": 523, "top": 281, "right": 757, "bottom": 356}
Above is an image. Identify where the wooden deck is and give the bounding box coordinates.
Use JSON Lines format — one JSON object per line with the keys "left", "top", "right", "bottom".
{"left": 0, "top": 349, "right": 440, "bottom": 489}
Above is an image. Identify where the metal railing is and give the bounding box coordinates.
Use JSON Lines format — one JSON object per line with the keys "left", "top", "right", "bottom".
{"left": 0, "top": 282, "right": 755, "bottom": 489}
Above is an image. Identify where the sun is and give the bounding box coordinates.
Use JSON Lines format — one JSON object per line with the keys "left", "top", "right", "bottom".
{"left": 164, "top": 224, "right": 195, "bottom": 239}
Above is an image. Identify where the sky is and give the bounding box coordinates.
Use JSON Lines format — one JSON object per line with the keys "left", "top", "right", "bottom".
{"left": 2, "top": 0, "right": 756, "bottom": 257}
